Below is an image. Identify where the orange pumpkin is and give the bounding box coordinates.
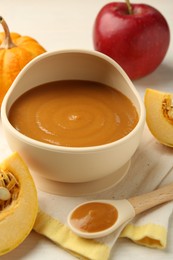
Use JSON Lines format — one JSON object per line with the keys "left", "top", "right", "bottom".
{"left": 0, "top": 16, "right": 46, "bottom": 106}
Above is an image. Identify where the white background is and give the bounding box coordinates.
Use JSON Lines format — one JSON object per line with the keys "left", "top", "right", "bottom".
{"left": 0, "top": 0, "right": 173, "bottom": 259}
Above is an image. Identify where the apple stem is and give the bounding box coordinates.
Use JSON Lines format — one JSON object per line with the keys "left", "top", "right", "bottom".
{"left": 126, "top": 0, "right": 133, "bottom": 15}
{"left": 0, "top": 16, "right": 16, "bottom": 49}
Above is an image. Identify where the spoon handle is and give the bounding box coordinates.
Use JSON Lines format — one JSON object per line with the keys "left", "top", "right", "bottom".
{"left": 128, "top": 182, "right": 173, "bottom": 215}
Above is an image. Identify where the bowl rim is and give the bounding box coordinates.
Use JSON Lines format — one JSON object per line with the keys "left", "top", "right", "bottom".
{"left": 1, "top": 49, "right": 146, "bottom": 153}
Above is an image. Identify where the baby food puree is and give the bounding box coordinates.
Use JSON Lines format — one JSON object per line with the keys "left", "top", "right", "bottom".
{"left": 9, "top": 80, "right": 138, "bottom": 147}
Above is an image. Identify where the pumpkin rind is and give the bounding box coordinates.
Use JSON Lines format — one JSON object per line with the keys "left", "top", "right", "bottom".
{"left": 0, "top": 17, "right": 46, "bottom": 106}
{"left": 0, "top": 152, "right": 38, "bottom": 256}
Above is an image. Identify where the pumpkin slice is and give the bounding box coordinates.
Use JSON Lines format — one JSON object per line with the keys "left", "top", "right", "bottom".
{"left": 144, "top": 88, "right": 173, "bottom": 147}
{"left": 0, "top": 152, "right": 38, "bottom": 256}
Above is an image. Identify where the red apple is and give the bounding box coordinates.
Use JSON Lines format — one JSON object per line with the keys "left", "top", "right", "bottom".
{"left": 93, "top": 1, "right": 170, "bottom": 80}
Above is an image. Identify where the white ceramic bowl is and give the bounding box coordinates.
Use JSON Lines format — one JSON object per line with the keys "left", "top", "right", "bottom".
{"left": 1, "top": 49, "right": 145, "bottom": 194}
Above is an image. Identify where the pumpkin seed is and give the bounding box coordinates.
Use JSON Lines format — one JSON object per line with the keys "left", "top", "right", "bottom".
{"left": 162, "top": 95, "right": 173, "bottom": 123}
{"left": 0, "top": 187, "right": 11, "bottom": 201}
{"left": 0, "top": 169, "right": 19, "bottom": 211}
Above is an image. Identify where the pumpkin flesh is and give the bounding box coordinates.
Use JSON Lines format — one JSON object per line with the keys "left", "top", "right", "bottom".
{"left": 145, "top": 88, "right": 173, "bottom": 147}
{"left": 0, "top": 152, "right": 38, "bottom": 256}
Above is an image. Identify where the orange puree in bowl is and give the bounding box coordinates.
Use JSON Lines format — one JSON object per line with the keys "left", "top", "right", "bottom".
{"left": 8, "top": 80, "right": 139, "bottom": 147}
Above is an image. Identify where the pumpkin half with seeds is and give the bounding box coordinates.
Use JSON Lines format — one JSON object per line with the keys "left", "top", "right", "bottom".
{"left": 145, "top": 88, "right": 173, "bottom": 147}
{"left": 0, "top": 152, "right": 38, "bottom": 256}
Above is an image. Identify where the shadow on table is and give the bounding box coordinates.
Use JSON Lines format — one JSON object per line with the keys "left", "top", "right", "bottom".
{"left": 133, "top": 63, "right": 173, "bottom": 90}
